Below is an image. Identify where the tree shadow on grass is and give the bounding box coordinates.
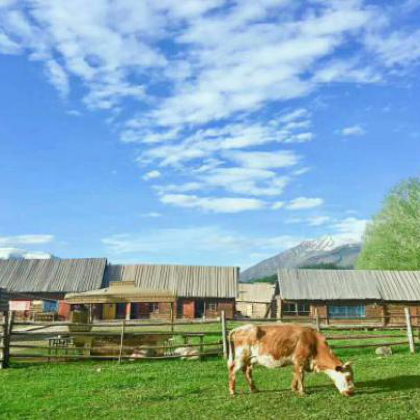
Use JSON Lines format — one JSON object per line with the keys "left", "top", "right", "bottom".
{"left": 357, "top": 375, "right": 420, "bottom": 395}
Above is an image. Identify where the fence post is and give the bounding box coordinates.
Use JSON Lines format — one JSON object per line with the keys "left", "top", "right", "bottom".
{"left": 170, "top": 302, "right": 174, "bottom": 333}
{"left": 0, "top": 312, "right": 6, "bottom": 369}
{"left": 314, "top": 308, "right": 321, "bottom": 332}
{"left": 405, "top": 308, "right": 415, "bottom": 354}
{"left": 118, "top": 319, "right": 126, "bottom": 364}
{"left": 1, "top": 311, "right": 14, "bottom": 369}
{"left": 221, "top": 310, "right": 228, "bottom": 359}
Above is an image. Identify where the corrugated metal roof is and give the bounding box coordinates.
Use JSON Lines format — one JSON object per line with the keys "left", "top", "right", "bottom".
{"left": 278, "top": 269, "right": 420, "bottom": 301}
{"left": 65, "top": 281, "right": 176, "bottom": 304}
{"left": 104, "top": 264, "right": 238, "bottom": 298}
{"left": 237, "top": 283, "right": 277, "bottom": 303}
{"left": 0, "top": 259, "right": 107, "bottom": 293}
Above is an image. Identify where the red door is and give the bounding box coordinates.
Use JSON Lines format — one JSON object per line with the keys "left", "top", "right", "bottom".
{"left": 183, "top": 300, "right": 195, "bottom": 319}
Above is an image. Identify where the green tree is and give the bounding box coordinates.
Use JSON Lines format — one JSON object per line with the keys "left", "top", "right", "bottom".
{"left": 356, "top": 177, "right": 420, "bottom": 270}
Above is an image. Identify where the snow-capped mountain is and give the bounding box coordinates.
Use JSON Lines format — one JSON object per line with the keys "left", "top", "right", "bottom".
{"left": 240, "top": 236, "right": 361, "bottom": 282}
{"left": 0, "top": 247, "right": 54, "bottom": 260}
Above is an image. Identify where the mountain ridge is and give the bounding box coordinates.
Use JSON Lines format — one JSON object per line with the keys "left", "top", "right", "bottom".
{"left": 241, "top": 236, "right": 361, "bottom": 282}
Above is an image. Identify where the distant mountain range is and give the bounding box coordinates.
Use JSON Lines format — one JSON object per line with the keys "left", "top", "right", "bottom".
{"left": 240, "top": 236, "right": 361, "bottom": 282}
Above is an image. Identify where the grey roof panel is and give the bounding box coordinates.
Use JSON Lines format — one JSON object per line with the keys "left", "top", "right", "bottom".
{"left": 278, "top": 269, "right": 420, "bottom": 301}
{"left": 0, "top": 259, "right": 107, "bottom": 293}
{"left": 104, "top": 264, "right": 238, "bottom": 298}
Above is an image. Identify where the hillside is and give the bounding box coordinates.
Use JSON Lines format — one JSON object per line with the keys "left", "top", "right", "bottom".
{"left": 240, "top": 236, "right": 361, "bottom": 282}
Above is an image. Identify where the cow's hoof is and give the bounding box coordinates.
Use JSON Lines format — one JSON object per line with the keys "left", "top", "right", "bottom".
{"left": 250, "top": 388, "right": 259, "bottom": 394}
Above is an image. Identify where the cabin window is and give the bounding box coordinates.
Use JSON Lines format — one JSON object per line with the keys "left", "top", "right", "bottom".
{"left": 328, "top": 305, "right": 366, "bottom": 318}
{"left": 150, "top": 303, "right": 159, "bottom": 313}
{"left": 283, "top": 302, "right": 310, "bottom": 316}
{"left": 207, "top": 302, "right": 217, "bottom": 311}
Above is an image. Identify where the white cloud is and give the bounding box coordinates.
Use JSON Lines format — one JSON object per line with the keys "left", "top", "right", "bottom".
{"left": 341, "top": 125, "right": 366, "bottom": 136}
{"left": 307, "top": 216, "right": 331, "bottom": 226}
{"left": 140, "top": 212, "right": 161, "bottom": 218}
{"left": 271, "top": 201, "right": 284, "bottom": 210}
{"left": 225, "top": 150, "right": 300, "bottom": 169}
{"left": 286, "top": 197, "right": 324, "bottom": 210}
{"left": 66, "top": 109, "right": 81, "bottom": 116}
{"left": 0, "top": 234, "right": 54, "bottom": 246}
{"left": 330, "top": 217, "right": 367, "bottom": 244}
{"left": 279, "top": 108, "right": 310, "bottom": 123}
{"left": 102, "top": 225, "right": 306, "bottom": 267}
{"left": 200, "top": 167, "right": 290, "bottom": 196}
{"left": 365, "top": 29, "right": 420, "bottom": 68}
{"left": 0, "top": 247, "right": 52, "bottom": 259}
{"left": 160, "top": 194, "right": 266, "bottom": 213}
{"left": 45, "top": 59, "right": 69, "bottom": 97}
{"left": 143, "top": 170, "right": 161, "bottom": 181}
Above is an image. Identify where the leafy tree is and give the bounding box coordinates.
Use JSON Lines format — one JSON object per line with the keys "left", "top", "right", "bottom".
{"left": 356, "top": 177, "right": 420, "bottom": 270}
{"left": 250, "top": 274, "right": 277, "bottom": 284}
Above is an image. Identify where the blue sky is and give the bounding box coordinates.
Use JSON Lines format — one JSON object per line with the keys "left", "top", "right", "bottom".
{"left": 1, "top": 0, "right": 420, "bottom": 268}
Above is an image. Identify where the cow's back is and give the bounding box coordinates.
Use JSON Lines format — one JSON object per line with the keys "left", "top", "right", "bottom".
{"left": 230, "top": 324, "right": 319, "bottom": 367}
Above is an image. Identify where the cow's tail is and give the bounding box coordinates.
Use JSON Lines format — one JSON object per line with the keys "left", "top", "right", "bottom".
{"left": 227, "top": 330, "right": 235, "bottom": 366}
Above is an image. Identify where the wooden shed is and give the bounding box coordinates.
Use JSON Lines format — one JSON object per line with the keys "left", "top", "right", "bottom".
{"left": 65, "top": 281, "right": 177, "bottom": 321}
{"left": 103, "top": 264, "right": 238, "bottom": 320}
{"left": 236, "top": 283, "right": 277, "bottom": 318}
{"left": 277, "top": 269, "right": 420, "bottom": 326}
{"left": 0, "top": 258, "right": 107, "bottom": 320}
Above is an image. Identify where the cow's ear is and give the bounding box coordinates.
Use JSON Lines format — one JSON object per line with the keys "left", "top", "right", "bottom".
{"left": 343, "top": 361, "right": 352, "bottom": 368}
{"left": 335, "top": 365, "right": 343, "bottom": 372}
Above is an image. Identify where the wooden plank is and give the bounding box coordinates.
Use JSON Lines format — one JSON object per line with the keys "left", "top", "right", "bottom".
{"left": 221, "top": 310, "right": 227, "bottom": 359}
{"left": 10, "top": 351, "right": 222, "bottom": 360}
{"left": 405, "top": 307, "right": 416, "bottom": 354}
{"left": 0, "top": 312, "right": 6, "bottom": 369}
{"left": 118, "top": 320, "right": 125, "bottom": 364}
{"left": 331, "top": 340, "right": 409, "bottom": 349}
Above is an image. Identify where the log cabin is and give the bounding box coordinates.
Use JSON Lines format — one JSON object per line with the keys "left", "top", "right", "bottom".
{"left": 276, "top": 269, "right": 420, "bottom": 326}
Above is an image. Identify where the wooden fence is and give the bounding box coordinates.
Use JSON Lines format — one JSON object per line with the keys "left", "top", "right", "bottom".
{"left": 1, "top": 309, "right": 419, "bottom": 369}
{"left": 0, "top": 311, "right": 225, "bottom": 368}
{"left": 228, "top": 307, "right": 419, "bottom": 355}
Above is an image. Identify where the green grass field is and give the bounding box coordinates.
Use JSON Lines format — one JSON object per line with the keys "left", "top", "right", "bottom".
{"left": 1, "top": 346, "right": 420, "bottom": 420}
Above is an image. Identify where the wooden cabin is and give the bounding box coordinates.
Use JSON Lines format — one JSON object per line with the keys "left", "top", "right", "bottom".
{"left": 102, "top": 264, "right": 238, "bottom": 320}
{"left": 276, "top": 269, "right": 420, "bottom": 326}
{"left": 65, "top": 281, "right": 176, "bottom": 321}
{"left": 0, "top": 258, "right": 107, "bottom": 320}
{"left": 236, "top": 283, "right": 277, "bottom": 318}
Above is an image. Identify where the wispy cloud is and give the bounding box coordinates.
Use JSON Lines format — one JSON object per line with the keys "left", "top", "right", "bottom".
{"left": 0, "top": 234, "right": 54, "bottom": 246}
{"left": 341, "top": 125, "right": 366, "bottom": 136}
{"left": 286, "top": 197, "right": 324, "bottom": 210}
{"left": 102, "top": 225, "right": 306, "bottom": 267}
{"left": 142, "top": 170, "right": 161, "bottom": 181}
{"left": 159, "top": 194, "right": 266, "bottom": 213}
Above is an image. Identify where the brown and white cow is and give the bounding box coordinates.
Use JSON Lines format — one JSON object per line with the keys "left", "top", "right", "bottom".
{"left": 228, "top": 324, "right": 354, "bottom": 397}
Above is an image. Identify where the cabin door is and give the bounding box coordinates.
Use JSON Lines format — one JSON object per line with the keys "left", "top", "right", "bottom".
{"left": 102, "top": 303, "right": 116, "bottom": 320}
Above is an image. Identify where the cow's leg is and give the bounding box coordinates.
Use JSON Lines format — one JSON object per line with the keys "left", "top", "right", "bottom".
{"left": 228, "top": 359, "right": 243, "bottom": 397}
{"left": 292, "top": 363, "right": 306, "bottom": 396}
{"left": 243, "top": 364, "right": 258, "bottom": 393}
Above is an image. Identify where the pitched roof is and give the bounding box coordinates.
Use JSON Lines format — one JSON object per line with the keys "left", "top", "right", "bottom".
{"left": 237, "top": 283, "right": 277, "bottom": 303}
{"left": 278, "top": 269, "right": 420, "bottom": 301}
{"left": 0, "top": 259, "right": 107, "bottom": 293}
{"left": 65, "top": 281, "right": 176, "bottom": 304}
{"left": 104, "top": 264, "right": 238, "bottom": 298}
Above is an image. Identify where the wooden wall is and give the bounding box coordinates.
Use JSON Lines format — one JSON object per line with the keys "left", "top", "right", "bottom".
{"left": 236, "top": 302, "right": 272, "bottom": 318}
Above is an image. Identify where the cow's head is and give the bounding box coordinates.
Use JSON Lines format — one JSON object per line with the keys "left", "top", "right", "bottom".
{"left": 326, "top": 362, "right": 355, "bottom": 396}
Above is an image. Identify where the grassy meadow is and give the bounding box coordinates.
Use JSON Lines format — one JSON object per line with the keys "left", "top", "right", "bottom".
{"left": 1, "top": 344, "right": 420, "bottom": 420}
